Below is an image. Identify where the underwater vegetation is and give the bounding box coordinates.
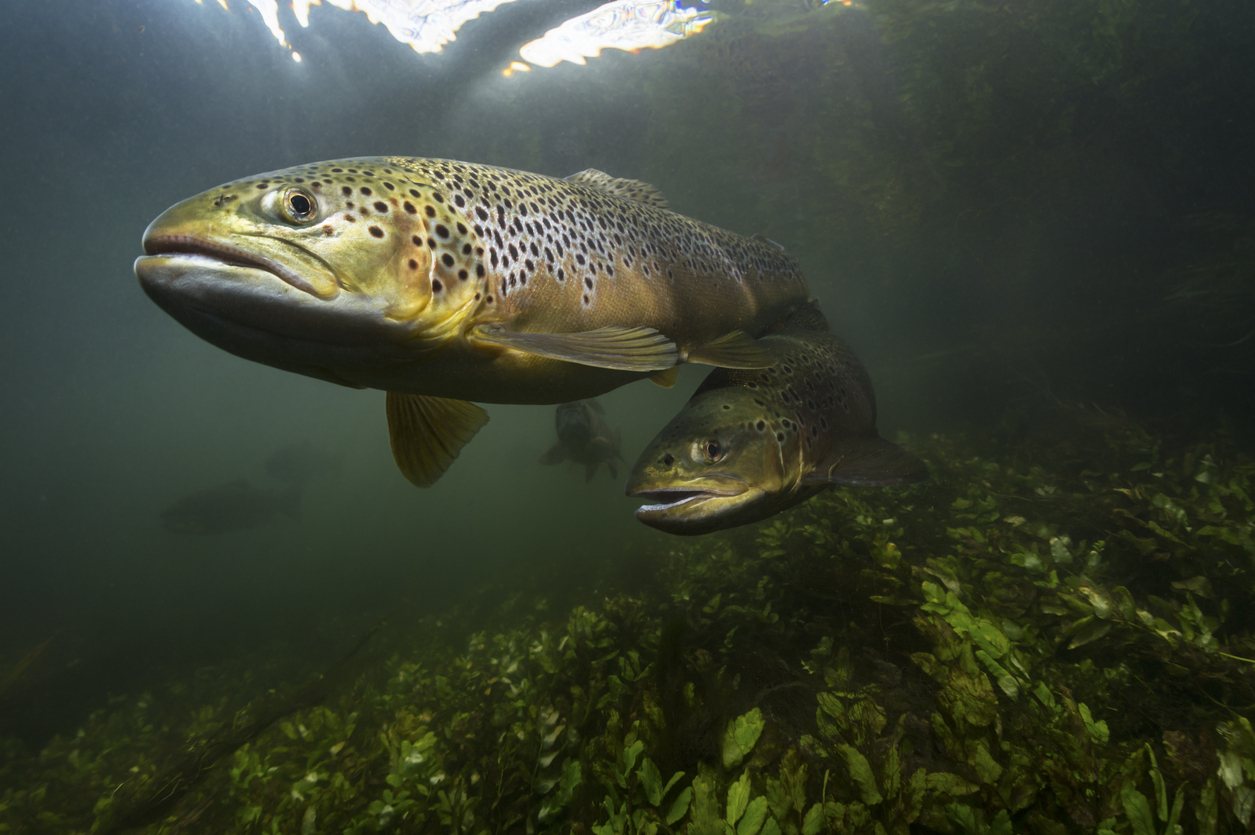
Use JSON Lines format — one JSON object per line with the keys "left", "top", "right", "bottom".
{"left": 2, "top": 410, "right": 1254, "bottom": 834}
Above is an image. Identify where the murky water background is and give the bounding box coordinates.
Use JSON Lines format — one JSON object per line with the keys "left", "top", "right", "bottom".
{"left": 2, "top": 0, "right": 1252, "bottom": 757}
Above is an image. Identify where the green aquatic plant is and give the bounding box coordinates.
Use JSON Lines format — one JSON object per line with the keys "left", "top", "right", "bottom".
{"left": 1, "top": 419, "right": 1254, "bottom": 834}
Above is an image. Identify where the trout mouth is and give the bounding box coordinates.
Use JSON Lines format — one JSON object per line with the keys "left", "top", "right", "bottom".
{"left": 142, "top": 234, "right": 334, "bottom": 299}
{"left": 628, "top": 487, "right": 741, "bottom": 511}
{"left": 627, "top": 473, "right": 768, "bottom": 535}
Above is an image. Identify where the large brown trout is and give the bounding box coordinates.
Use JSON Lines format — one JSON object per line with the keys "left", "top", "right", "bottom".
{"left": 626, "top": 303, "right": 928, "bottom": 535}
{"left": 135, "top": 158, "right": 809, "bottom": 485}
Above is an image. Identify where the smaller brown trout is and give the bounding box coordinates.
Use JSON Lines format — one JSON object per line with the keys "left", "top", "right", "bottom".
{"left": 626, "top": 302, "right": 928, "bottom": 535}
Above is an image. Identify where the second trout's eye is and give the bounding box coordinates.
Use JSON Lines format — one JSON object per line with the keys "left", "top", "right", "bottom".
{"left": 281, "top": 188, "right": 317, "bottom": 223}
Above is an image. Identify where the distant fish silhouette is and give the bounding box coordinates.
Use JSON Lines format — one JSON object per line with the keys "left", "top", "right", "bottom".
{"left": 160, "top": 479, "right": 300, "bottom": 535}
{"left": 539, "top": 399, "right": 624, "bottom": 482}
{"left": 0, "top": 635, "right": 55, "bottom": 699}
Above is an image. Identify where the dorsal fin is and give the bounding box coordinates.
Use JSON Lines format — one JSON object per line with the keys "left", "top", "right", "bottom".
{"left": 752, "top": 233, "right": 786, "bottom": 251}
{"left": 784, "top": 298, "right": 830, "bottom": 334}
{"left": 565, "top": 169, "right": 669, "bottom": 209}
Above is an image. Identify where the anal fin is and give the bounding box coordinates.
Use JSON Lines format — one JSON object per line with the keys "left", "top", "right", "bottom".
{"left": 802, "top": 436, "right": 930, "bottom": 488}
{"left": 649, "top": 366, "right": 680, "bottom": 388}
{"left": 686, "top": 330, "right": 774, "bottom": 369}
{"left": 471, "top": 324, "right": 678, "bottom": 372}
{"left": 386, "top": 393, "right": 489, "bottom": 487}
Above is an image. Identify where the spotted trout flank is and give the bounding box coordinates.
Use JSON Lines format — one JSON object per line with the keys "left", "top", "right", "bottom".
{"left": 626, "top": 302, "right": 929, "bottom": 535}
{"left": 136, "top": 158, "right": 810, "bottom": 486}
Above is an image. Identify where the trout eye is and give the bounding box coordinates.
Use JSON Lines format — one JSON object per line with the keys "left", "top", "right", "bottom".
{"left": 282, "top": 188, "right": 317, "bottom": 223}
{"left": 704, "top": 441, "right": 722, "bottom": 462}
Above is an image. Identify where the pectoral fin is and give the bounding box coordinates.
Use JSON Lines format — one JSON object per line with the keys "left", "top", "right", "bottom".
{"left": 649, "top": 366, "right": 680, "bottom": 388}
{"left": 802, "top": 436, "right": 930, "bottom": 488}
{"left": 471, "top": 325, "right": 678, "bottom": 372}
{"left": 386, "top": 393, "right": 489, "bottom": 487}
{"left": 686, "top": 331, "right": 774, "bottom": 369}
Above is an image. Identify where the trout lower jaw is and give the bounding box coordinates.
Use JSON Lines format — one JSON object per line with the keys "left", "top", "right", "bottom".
{"left": 141, "top": 234, "right": 339, "bottom": 299}
{"left": 134, "top": 247, "right": 424, "bottom": 342}
{"left": 134, "top": 253, "right": 428, "bottom": 389}
{"left": 627, "top": 479, "right": 762, "bottom": 536}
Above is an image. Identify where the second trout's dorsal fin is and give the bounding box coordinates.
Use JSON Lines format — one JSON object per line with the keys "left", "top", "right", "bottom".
{"left": 686, "top": 331, "right": 775, "bottom": 369}
{"left": 784, "top": 299, "right": 830, "bottom": 334}
{"left": 386, "top": 393, "right": 489, "bottom": 487}
{"left": 802, "top": 436, "right": 930, "bottom": 488}
{"left": 565, "top": 169, "right": 669, "bottom": 209}
{"left": 470, "top": 324, "right": 678, "bottom": 372}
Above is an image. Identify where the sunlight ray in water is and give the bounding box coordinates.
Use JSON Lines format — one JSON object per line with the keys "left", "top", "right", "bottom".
{"left": 516, "top": 0, "right": 714, "bottom": 69}
{"left": 292, "top": 0, "right": 525, "bottom": 54}
{"left": 187, "top": 0, "right": 714, "bottom": 67}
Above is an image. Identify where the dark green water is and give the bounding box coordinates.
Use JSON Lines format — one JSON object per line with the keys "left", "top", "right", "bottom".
{"left": 1, "top": 0, "right": 1253, "bottom": 831}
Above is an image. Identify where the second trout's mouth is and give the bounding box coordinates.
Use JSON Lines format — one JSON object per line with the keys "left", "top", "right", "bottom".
{"left": 628, "top": 486, "right": 743, "bottom": 512}
{"left": 626, "top": 475, "right": 762, "bottom": 536}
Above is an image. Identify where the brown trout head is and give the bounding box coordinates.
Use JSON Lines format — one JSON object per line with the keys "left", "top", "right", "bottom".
{"left": 626, "top": 390, "right": 807, "bottom": 535}
{"left": 628, "top": 311, "right": 929, "bottom": 535}
{"left": 134, "top": 158, "right": 485, "bottom": 387}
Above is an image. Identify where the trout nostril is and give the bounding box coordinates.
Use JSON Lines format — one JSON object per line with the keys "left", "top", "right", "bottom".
{"left": 662, "top": 453, "right": 675, "bottom": 466}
